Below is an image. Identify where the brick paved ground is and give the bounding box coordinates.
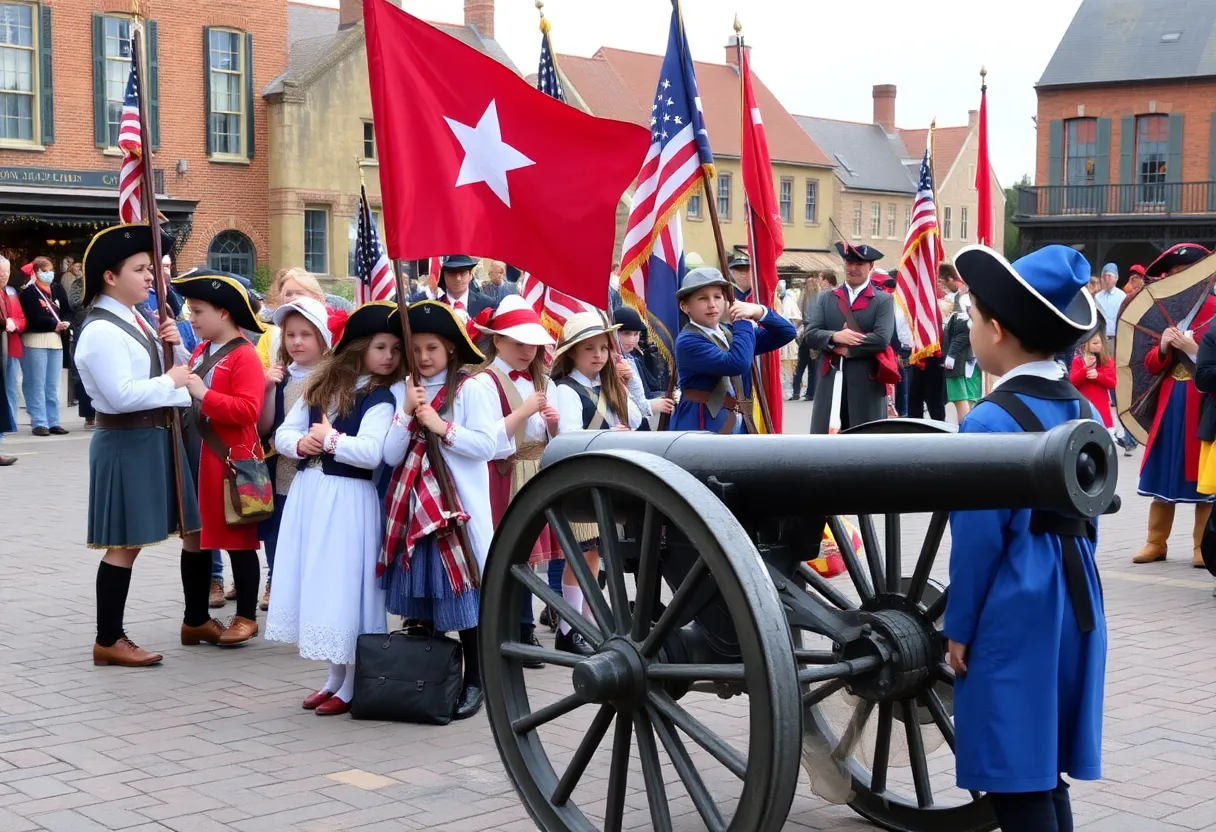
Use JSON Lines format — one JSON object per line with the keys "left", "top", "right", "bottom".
{"left": 2, "top": 399, "right": 1216, "bottom": 831}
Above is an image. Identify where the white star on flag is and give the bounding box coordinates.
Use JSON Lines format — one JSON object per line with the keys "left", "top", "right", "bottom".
{"left": 751, "top": 107, "right": 763, "bottom": 125}
{"left": 662, "top": 79, "right": 671, "bottom": 89}
{"left": 444, "top": 99, "right": 535, "bottom": 208}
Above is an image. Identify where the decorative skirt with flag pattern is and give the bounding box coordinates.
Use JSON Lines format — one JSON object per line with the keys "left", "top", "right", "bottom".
{"left": 380, "top": 368, "right": 500, "bottom": 632}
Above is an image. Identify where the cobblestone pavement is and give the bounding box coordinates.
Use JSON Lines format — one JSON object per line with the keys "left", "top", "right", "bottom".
{"left": 2, "top": 401, "right": 1216, "bottom": 832}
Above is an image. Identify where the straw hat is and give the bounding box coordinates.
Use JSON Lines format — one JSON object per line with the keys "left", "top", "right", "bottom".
{"left": 552, "top": 311, "right": 620, "bottom": 360}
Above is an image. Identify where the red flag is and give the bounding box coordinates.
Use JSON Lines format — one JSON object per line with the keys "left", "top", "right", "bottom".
{"left": 975, "top": 81, "right": 993, "bottom": 246}
{"left": 363, "top": 0, "right": 650, "bottom": 306}
{"left": 738, "top": 44, "right": 784, "bottom": 433}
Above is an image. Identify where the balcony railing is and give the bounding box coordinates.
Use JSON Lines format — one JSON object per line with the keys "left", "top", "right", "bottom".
{"left": 1015, "top": 182, "right": 1216, "bottom": 220}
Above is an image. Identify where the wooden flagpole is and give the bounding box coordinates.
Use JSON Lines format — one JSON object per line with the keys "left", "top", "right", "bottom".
{"left": 132, "top": 17, "right": 187, "bottom": 534}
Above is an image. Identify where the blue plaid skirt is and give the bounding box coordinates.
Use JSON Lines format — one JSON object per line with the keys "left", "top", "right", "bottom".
{"left": 382, "top": 534, "right": 479, "bottom": 632}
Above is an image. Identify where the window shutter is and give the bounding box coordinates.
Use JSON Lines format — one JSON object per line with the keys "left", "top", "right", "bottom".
{"left": 1047, "top": 120, "right": 1063, "bottom": 214}
{"left": 1094, "top": 117, "right": 1110, "bottom": 213}
{"left": 245, "top": 32, "right": 255, "bottom": 159}
{"left": 1118, "top": 116, "right": 1135, "bottom": 212}
{"left": 92, "top": 14, "right": 107, "bottom": 147}
{"left": 1167, "top": 113, "right": 1184, "bottom": 211}
{"left": 203, "top": 27, "right": 213, "bottom": 156}
{"left": 38, "top": 6, "right": 53, "bottom": 144}
{"left": 147, "top": 20, "right": 160, "bottom": 150}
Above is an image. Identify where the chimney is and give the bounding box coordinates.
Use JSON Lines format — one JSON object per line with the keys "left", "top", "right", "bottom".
{"left": 872, "top": 84, "right": 896, "bottom": 134}
{"left": 464, "top": 0, "right": 494, "bottom": 40}
{"left": 338, "top": 0, "right": 362, "bottom": 28}
{"left": 968, "top": 109, "right": 978, "bottom": 129}
{"left": 725, "top": 33, "right": 750, "bottom": 66}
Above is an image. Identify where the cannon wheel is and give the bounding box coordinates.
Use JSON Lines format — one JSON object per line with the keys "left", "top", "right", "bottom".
{"left": 799, "top": 418, "right": 998, "bottom": 832}
{"left": 481, "top": 449, "right": 803, "bottom": 832}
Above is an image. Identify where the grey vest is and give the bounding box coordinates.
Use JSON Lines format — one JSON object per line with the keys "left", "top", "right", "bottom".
{"left": 681, "top": 323, "right": 745, "bottom": 418}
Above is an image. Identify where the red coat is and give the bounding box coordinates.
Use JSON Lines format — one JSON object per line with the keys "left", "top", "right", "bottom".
{"left": 1, "top": 288, "right": 26, "bottom": 359}
{"left": 191, "top": 339, "right": 266, "bottom": 551}
{"left": 1069, "top": 355, "right": 1116, "bottom": 427}
{"left": 1140, "top": 296, "right": 1216, "bottom": 478}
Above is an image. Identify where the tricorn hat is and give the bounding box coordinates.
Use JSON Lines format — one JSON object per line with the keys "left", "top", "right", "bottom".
{"left": 1145, "top": 243, "right": 1211, "bottom": 279}
{"left": 82, "top": 224, "right": 165, "bottom": 306}
{"left": 333, "top": 300, "right": 399, "bottom": 355}
{"left": 171, "top": 269, "right": 266, "bottom": 334}
{"left": 409, "top": 300, "right": 485, "bottom": 365}
{"left": 954, "top": 244, "right": 1096, "bottom": 354}
{"left": 676, "top": 266, "right": 733, "bottom": 300}
{"left": 835, "top": 241, "right": 884, "bottom": 264}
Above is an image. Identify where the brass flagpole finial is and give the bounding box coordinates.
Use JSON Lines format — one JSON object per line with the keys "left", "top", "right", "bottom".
{"left": 930, "top": 117, "right": 936, "bottom": 130}
{"left": 980, "top": 65, "right": 988, "bottom": 79}
{"left": 130, "top": 0, "right": 143, "bottom": 20}
{"left": 536, "top": 0, "right": 550, "bottom": 33}
{"left": 733, "top": 14, "right": 742, "bottom": 34}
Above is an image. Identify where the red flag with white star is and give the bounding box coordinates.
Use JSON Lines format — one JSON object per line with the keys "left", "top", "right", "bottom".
{"left": 363, "top": 0, "right": 650, "bottom": 307}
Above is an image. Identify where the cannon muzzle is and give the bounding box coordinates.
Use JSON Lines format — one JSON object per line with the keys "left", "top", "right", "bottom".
{"left": 541, "top": 421, "right": 1117, "bottom": 519}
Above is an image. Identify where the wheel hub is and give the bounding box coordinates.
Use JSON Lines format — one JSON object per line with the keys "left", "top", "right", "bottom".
{"left": 570, "top": 639, "right": 647, "bottom": 709}
{"left": 845, "top": 608, "right": 938, "bottom": 703}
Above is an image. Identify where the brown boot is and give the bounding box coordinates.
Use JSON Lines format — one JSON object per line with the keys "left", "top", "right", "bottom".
{"left": 93, "top": 637, "right": 163, "bottom": 667}
{"left": 218, "top": 616, "right": 258, "bottom": 646}
{"left": 1193, "top": 503, "right": 1213, "bottom": 568}
{"left": 181, "top": 619, "right": 226, "bottom": 646}
{"left": 209, "top": 578, "right": 226, "bottom": 608}
{"left": 1133, "top": 501, "right": 1176, "bottom": 563}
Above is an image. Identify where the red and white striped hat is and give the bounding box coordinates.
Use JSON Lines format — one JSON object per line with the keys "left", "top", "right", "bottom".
{"left": 473, "top": 294, "right": 555, "bottom": 346}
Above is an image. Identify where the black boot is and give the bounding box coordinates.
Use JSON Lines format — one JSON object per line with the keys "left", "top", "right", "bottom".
{"left": 454, "top": 628, "right": 485, "bottom": 720}
{"left": 555, "top": 628, "right": 595, "bottom": 657}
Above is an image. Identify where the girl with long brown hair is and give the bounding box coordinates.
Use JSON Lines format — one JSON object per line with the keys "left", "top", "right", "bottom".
{"left": 548, "top": 312, "right": 642, "bottom": 656}
{"left": 266, "top": 301, "right": 404, "bottom": 716}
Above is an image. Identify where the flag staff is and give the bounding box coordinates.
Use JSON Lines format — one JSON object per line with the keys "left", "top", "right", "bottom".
{"left": 131, "top": 10, "right": 187, "bottom": 534}
{"left": 733, "top": 15, "right": 776, "bottom": 433}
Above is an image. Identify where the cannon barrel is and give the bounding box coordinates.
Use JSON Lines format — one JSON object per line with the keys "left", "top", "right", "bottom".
{"left": 541, "top": 421, "right": 1117, "bottom": 519}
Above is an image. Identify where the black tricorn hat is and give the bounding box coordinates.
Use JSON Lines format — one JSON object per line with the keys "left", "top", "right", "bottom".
{"left": 408, "top": 300, "right": 484, "bottom": 366}
{"left": 333, "top": 300, "right": 399, "bottom": 355}
{"left": 171, "top": 269, "right": 266, "bottom": 334}
{"left": 82, "top": 224, "right": 173, "bottom": 306}
{"left": 835, "top": 241, "right": 884, "bottom": 263}
{"left": 1145, "top": 243, "right": 1212, "bottom": 279}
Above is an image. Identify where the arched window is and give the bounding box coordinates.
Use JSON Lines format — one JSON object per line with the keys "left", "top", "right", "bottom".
{"left": 207, "top": 230, "right": 254, "bottom": 279}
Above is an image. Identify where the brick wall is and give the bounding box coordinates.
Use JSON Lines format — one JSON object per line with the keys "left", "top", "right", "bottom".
{"left": 0, "top": 0, "right": 287, "bottom": 270}
{"left": 1035, "top": 80, "right": 1216, "bottom": 185}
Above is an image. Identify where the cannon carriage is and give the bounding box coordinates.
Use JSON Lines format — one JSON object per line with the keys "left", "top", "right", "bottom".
{"left": 479, "top": 420, "right": 1118, "bottom": 832}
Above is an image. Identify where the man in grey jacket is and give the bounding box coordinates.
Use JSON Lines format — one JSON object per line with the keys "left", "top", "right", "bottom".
{"left": 802, "top": 243, "right": 895, "bottom": 433}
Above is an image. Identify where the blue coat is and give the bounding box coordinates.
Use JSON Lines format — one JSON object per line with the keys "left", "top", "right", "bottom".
{"left": 945, "top": 392, "right": 1106, "bottom": 793}
{"left": 670, "top": 310, "right": 795, "bottom": 432}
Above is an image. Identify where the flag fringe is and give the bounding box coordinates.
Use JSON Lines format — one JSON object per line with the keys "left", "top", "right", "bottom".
{"left": 620, "top": 285, "right": 675, "bottom": 371}
{"left": 909, "top": 342, "right": 941, "bottom": 364}
{"left": 619, "top": 179, "right": 702, "bottom": 284}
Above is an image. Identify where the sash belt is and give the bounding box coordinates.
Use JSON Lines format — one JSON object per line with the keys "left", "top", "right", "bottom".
{"left": 95, "top": 408, "right": 170, "bottom": 430}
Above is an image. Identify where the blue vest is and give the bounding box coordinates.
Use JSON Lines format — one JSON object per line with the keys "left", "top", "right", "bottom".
{"left": 556, "top": 376, "right": 638, "bottom": 430}
{"left": 298, "top": 386, "right": 395, "bottom": 480}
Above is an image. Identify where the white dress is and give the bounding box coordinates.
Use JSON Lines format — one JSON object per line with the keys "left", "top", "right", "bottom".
{"left": 264, "top": 380, "right": 393, "bottom": 664}
{"left": 382, "top": 368, "right": 500, "bottom": 574}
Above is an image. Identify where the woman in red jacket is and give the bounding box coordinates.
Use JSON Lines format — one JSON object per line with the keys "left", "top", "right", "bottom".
{"left": 1069, "top": 333, "right": 1117, "bottom": 428}
{"left": 174, "top": 271, "right": 267, "bottom": 647}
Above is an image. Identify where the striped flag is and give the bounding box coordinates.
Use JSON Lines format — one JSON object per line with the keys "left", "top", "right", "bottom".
{"left": 618, "top": 0, "right": 714, "bottom": 364}
{"left": 117, "top": 58, "right": 143, "bottom": 224}
{"left": 894, "top": 147, "right": 945, "bottom": 362}
{"left": 426, "top": 255, "right": 442, "bottom": 298}
{"left": 354, "top": 185, "right": 395, "bottom": 304}
{"left": 519, "top": 272, "right": 598, "bottom": 340}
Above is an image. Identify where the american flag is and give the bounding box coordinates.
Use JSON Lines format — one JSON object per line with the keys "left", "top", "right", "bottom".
{"left": 536, "top": 20, "right": 566, "bottom": 103}
{"left": 117, "top": 58, "right": 143, "bottom": 224}
{"left": 519, "top": 272, "right": 597, "bottom": 340}
{"left": 426, "top": 255, "right": 442, "bottom": 298}
{"left": 894, "top": 148, "right": 945, "bottom": 362}
{"left": 618, "top": 0, "right": 714, "bottom": 363}
{"left": 354, "top": 185, "right": 395, "bottom": 303}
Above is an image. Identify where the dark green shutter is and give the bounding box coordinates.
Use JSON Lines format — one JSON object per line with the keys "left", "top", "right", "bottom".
{"left": 1094, "top": 117, "right": 1111, "bottom": 213}
{"left": 1118, "top": 116, "right": 1135, "bottom": 212}
{"left": 245, "top": 33, "right": 255, "bottom": 159}
{"left": 1167, "top": 113, "right": 1184, "bottom": 211}
{"left": 203, "top": 27, "right": 213, "bottom": 155}
{"left": 1208, "top": 114, "right": 1216, "bottom": 212}
{"left": 1047, "top": 119, "right": 1063, "bottom": 213}
{"left": 38, "top": 6, "right": 53, "bottom": 144}
{"left": 147, "top": 21, "right": 160, "bottom": 150}
{"left": 92, "top": 14, "right": 106, "bottom": 147}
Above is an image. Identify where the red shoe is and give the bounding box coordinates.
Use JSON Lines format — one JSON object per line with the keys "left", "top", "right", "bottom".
{"left": 302, "top": 690, "right": 334, "bottom": 710}
{"left": 314, "top": 696, "right": 351, "bottom": 716}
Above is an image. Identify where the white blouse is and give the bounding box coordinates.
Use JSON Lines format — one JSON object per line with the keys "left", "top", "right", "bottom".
{"left": 552, "top": 369, "right": 643, "bottom": 435}
{"left": 472, "top": 357, "right": 559, "bottom": 461}
{"left": 274, "top": 376, "right": 394, "bottom": 471}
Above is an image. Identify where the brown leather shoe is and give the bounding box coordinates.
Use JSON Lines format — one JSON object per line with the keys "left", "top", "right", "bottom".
{"left": 209, "top": 578, "right": 226, "bottom": 608}
{"left": 218, "top": 616, "right": 258, "bottom": 646}
{"left": 224, "top": 583, "right": 237, "bottom": 601}
{"left": 93, "top": 638, "right": 163, "bottom": 667}
{"left": 259, "top": 579, "right": 271, "bottom": 612}
{"left": 32, "top": 427, "right": 49, "bottom": 437}
{"left": 181, "top": 619, "right": 225, "bottom": 646}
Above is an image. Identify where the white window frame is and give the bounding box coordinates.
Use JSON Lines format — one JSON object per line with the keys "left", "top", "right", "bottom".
{"left": 870, "top": 202, "right": 881, "bottom": 237}
{"left": 0, "top": 2, "right": 37, "bottom": 147}
{"left": 943, "top": 206, "right": 953, "bottom": 240}
{"left": 208, "top": 27, "right": 246, "bottom": 159}
{"left": 804, "top": 179, "right": 818, "bottom": 224}
{"left": 851, "top": 201, "right": 862, "bottom": 238}
{"left": 960, "top": 206, "right": 969, "bottom": 241}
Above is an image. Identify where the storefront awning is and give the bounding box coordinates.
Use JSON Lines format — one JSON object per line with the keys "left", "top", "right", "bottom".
{"left": 777, "top": 250, "right": 842, "bottom": 273}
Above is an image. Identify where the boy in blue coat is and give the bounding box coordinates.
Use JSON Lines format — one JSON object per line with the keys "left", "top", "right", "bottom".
{"left": 947, "top": 244, "right": 1107, "bottom": 831}
{"left": 670, "top": 267, "right": 794, "bottom": 433}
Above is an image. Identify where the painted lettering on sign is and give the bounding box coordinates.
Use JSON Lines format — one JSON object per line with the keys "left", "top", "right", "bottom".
{"left": 0, "top": 167, "right": 124, "bottom": 189}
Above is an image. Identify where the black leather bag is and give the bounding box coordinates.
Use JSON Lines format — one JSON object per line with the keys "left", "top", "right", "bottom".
{"left": 350, "top": 626, "right": 464, "bottom": 724}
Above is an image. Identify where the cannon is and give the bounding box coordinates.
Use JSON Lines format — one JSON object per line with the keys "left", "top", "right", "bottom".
{"left": 479, "top": 419, "right": 1119, "bottom": 832}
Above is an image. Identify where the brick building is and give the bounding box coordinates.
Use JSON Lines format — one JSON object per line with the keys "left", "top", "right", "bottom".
{"left": 1014, "top": 0, "right": 1216, "bottom": 270}
{"left": 0, "top": 0, "right": 286, "bottom": 280}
